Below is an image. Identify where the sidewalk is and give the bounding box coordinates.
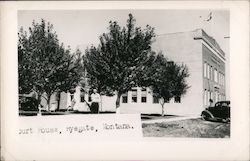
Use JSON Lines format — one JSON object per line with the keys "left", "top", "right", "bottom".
{"left": 142, "top": 115, "right": 201, "bottom": 124}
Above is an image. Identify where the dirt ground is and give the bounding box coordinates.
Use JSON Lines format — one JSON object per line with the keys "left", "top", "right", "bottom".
{"left": 142, "top": 118, "right": 230, "bottom": 138}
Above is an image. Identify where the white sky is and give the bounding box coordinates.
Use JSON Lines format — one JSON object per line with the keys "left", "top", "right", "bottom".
{"left": 18, "top": 10, "right": 229, "bottom": 54}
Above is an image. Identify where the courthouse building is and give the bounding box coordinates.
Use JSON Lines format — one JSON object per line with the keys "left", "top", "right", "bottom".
{"left": 45, "top": 29, "right": 226, "bottom": 116}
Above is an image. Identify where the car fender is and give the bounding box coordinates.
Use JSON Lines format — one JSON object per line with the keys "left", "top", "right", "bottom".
{"left": 201, "top": 110, "right": 214, "bottom": 118}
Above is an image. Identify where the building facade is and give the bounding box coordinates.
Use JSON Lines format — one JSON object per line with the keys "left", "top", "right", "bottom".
{"left": 44, "top": 29, "right": 226, "bottom": 116}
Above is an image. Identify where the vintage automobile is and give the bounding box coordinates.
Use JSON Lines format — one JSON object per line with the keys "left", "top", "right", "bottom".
{"left": 201, "top": 101, "right": 230, "bottom": 123}
{"left": 19, "top": 95, "right": 39, "bottom": 112}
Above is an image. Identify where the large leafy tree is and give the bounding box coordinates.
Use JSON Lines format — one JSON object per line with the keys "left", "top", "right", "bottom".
{"left": 83, "top": 14, "right": 155, "bottom": 112}
{"left": 141, "top": 53, "right": 190, "bottom": 116}
{"left": 54, "top": 49, "right": 84, "bottom": 110}
{"left": 18, "top": 19, "right": 84, "bottom": 110}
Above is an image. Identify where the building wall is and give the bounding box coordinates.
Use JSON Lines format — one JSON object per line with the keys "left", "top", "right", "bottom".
{"left": 194, "top": 29, "right": 226, "bottom": 107}
{"left": 117, "top": 29, "right": 205, "bottom": 116}
{"left": 144, "top": 30, "right": 204, "bottom": 115}
{"left": 202, "top": 43, "right": 226, "bottom": 107}
{"left": 41, "top": 29, "right": 226, "bottom": 116}
{"left": 40, "top": 92, "right": 69, "bottom": 111}
{"left": 59, "top": 86, "right": 117, "bottom": 112}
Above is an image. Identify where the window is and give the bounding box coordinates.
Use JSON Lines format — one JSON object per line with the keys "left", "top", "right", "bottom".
{"left": 70, "top": 94, "right": 74, "bottom": 101}
{"left": 204, "top": 62, "right": 207, "bottom": 78}
{"left": 153, "top": 90, "right": 159, "bottom": 104}
{"left": 219, "top": 72, "right": 221, "bottom": 85}
{"left": 164, "top": 97, "right": 170, "bottom": 103}
{"left": 222, "top": 74, "right": 225, "bottom": 86}
{"left": 122, "top": 92, "right": 128, "bottom": 103}
{"left": 204, "top": 89, "right": 207, "bottom": 106}
{"left": 219, "top": 72, "right": 225, "bottom": 86}
{"left": 131, "top": 89, "right": 137, "bottom": 103}
{"left": 214, "top": 69, "right": 218, "bottom": 82}
{"left": 153, "top": 97, "right": 159, "bottom": 103}
{"left": 223, "top": 74, "right": 225, "bottom": 86}
{"left": 204, "top": 89, "right": 211, "bottom": 106}
{"left": 207, "top": 65, "right": 210, "bottom": 79}
{"left": 211, "top": 91, "right": 214, "bottom": 103}
{"left": 141, "top": 88, "right": 147, "bottom": 103}
{"left": 210, "top": 66, "right": 213, "bottom": 81}
{"left": 174, "top": 96, "right": 181, "bottom": 103}
{"left": 222, "top": 74, "right": 224, "bottom": 86}
{"left": 80, "top": 89, "right": 85, "bottom": 102}
{"left": 208, "top": 90, "right": 211, "bottom": 102}
{"left": 88, "top": 92, "right": 91, "bottom": 102}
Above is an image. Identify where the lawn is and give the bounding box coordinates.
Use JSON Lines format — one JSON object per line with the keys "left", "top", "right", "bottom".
{"left": 142, "top": 118, "right": 230, "bottom": 138}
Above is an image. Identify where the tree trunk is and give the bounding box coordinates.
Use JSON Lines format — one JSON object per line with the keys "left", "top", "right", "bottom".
{"left": 57, "top": 92, "right": 61, "bottom": 111}
{"left": 116, "top": 92, "right": 122, "bottom": 114}
{"left": 100, "top": 95, "right": 103, "bottom": 113}
{"left": 37, "top": 93, "right": 42, "bottom": 115}
{"left": 161, "top": 104, "right": 165, "bottom": 117}
{"left": 47, "top": 93, "right": 51, "bottom": 111}
{"left": 160, "top": 97, "right": 165, "bottom": 117}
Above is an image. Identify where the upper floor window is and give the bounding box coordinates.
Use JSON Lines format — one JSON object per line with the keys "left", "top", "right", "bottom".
{"left": 210, "top": 66, "right": 213, "bottom": 80}
{"left": 207, "top": 64, "right": 210, "bottom": 79}
{"left": 131, "top": 89, "right": 137, "bottom": 103}
{"left": 153, "top": 90, "right": 159, "bottom": 104}
{"left": 222, "top": 74, "right": 225, "bottom": 86}
{"left": 204, "top": 62, "right": 207, "bottom": 78}
{"left": 214, "top": 68, "right": 218, "bottom": 83}
{"left": 141, "top": 88, "right": 147, "bottom": 103}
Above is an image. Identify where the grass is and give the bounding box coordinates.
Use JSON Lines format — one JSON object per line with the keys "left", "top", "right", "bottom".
{"left": 142, "top": 118, "right": 230, "bottom": 138}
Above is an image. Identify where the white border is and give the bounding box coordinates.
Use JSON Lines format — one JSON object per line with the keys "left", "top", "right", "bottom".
{"left": 1, "top": 1, "right": 249, "bottom": 160}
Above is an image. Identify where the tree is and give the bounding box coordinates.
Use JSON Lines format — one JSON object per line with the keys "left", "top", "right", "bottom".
{"left": 142, "top": 53, "right": 189, "bottom": 116}
{"left": 55, "top": 49, "right": 85, "bottom": 110}
{"left": 83, "top": 14, "right": 155, "bottom": 113}
{"left": 18, "top": 19, "right": 84, "bottom": 110}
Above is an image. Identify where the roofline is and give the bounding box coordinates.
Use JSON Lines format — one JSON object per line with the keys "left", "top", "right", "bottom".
{"left": 156, "top": 28, "right": 226, "bottom": 58}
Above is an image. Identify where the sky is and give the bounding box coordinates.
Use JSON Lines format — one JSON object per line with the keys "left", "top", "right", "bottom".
{"left": 18, "top": 10, "right": 230, "bottom": 98}
{"left": 18, "top": 10, "right": 229, "bottom": 54}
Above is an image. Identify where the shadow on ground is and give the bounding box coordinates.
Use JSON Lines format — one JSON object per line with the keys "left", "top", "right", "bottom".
{"left": 141, "top": 114, "right": 179, "bottom": 121}
{"left": 19, "top": 110, "right": 115, "bottom": 116}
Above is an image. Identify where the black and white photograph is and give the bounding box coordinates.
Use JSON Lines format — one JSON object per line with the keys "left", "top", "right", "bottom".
{"left": 18, "top": 9, "right": 230, "bottom": 138}
{"left": 1, "top": 1, "right": 249, "bottom": 161}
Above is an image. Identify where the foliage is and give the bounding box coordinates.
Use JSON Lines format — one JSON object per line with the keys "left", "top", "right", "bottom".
{"left": 83, "top": 14, "right": 155, "bottom": 109}
{"left": 141, "top": 52, "right": 189, "bottom": 116}
{"left": 18, "top": 19, "right": 84, "bottom": 110}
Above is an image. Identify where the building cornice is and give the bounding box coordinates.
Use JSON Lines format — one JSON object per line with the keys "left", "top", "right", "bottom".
{"left": 194, "top": 36, "right": 226, "bottom": 62}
